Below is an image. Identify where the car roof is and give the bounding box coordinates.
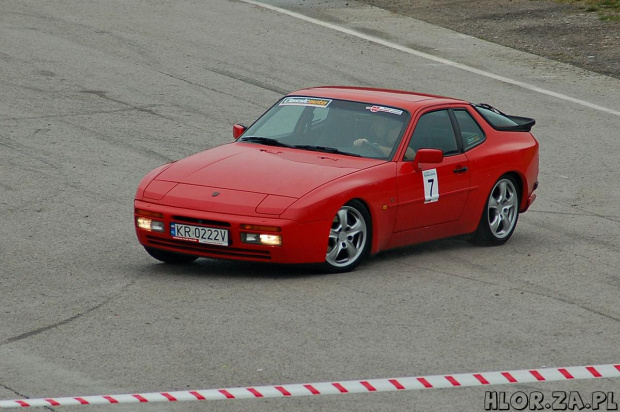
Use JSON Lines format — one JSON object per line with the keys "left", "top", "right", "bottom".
{"left": 290, "top": 86, "right": 468, "bottom": 111}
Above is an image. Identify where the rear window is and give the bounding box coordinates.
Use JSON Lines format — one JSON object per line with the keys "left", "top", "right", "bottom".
{"left": 473, "top": 104, "right": 535, "bottom": 132}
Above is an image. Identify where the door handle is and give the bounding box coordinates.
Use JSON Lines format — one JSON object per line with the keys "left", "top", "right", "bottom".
{"left": 453, "top": 166, "right": 468, "bottom": 174}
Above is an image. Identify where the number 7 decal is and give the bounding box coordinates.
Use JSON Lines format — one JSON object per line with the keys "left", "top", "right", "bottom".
{"left": 423, "top": 168, "right": 439, "bottom": 203}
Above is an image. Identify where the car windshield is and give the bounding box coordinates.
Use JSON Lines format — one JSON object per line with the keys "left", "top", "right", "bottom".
{"left": 240, "top": 97, "right": 410, "bottom": 160}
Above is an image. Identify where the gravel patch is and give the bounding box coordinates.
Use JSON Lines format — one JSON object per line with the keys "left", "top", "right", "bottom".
{"left": 356, "top": 0, "right": 620, "bottom": 79}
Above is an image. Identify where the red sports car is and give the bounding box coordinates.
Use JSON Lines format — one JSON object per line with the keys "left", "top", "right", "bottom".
{"left": 135, "top": 86, "right": 539, "bottom": 272}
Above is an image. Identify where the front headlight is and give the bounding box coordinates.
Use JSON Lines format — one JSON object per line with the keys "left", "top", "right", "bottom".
{"left": 136, "top": 217, "right": 165, "bottom": 232}
{"left": 135, "top": 209, "right": 165, "bottom": 232}
{"left": 240, "top": 224, "right": 282, "bottom": 246}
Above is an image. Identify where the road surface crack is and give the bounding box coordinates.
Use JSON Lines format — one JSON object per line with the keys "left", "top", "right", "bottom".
{"left": 401, "top": 263, "right": 620, "bottom": 324}
{"left": 0, "top": 281, "right": 137, "bottom": 346}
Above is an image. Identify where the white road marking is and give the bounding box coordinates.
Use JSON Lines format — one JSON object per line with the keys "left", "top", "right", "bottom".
{"left": 241, "top": 0, "right": 620, "bottom": 118}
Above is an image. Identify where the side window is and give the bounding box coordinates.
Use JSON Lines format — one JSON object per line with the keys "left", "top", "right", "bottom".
{"left": 406, "top": 110, "right": 458, "bottom": 160}
{"left": 454, "top": 109, "right": 485, "bottom": 151}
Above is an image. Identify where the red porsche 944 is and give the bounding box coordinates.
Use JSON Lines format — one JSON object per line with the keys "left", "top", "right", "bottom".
{"left": 135, "top": 86, "right": 539, "bottom": 272}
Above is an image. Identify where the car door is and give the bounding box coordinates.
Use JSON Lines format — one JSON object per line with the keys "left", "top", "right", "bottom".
{"left": 394, "top": 108, "right": 471, "bottom": 232}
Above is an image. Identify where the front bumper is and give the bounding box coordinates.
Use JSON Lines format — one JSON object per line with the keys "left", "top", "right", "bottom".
{"left": 134, "top": 199, "right": 330, "bottom": 264}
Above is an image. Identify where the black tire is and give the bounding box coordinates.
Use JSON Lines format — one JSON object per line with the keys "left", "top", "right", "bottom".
{"left": 470, "top": 175, "right": 520, "bottom": 246}
{"left": 322, "top": 200, "right": 372, "bottom": 273}
{"left": 144, "top": 247, "right": 199, "bottom": 264}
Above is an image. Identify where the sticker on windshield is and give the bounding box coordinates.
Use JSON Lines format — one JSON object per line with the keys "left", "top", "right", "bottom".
{"left": 365, "top": 105, "right": 403, "bottom": 115}
{"left": 280, "top": 97, "right": 332, "bottom": 108}
{"left": 423, "top": 169, "right": 439, "bottom": 203}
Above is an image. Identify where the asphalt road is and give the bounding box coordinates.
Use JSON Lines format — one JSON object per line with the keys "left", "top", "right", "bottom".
{"left": 1, "top": 0, "right": 619, "bottom": 411}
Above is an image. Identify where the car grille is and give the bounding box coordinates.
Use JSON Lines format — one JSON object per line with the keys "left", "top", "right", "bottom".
{"left": 145, "top": 235, "right": 272, "bottom": 260}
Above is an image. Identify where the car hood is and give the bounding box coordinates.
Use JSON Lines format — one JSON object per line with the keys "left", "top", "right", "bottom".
{"left": 143, "top": 143, "right": 382, "bottom": 215}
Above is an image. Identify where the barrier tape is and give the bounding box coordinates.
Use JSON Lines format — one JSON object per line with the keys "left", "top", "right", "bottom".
{"left": 1, "top": 364, "right": 618, "bottom": 408}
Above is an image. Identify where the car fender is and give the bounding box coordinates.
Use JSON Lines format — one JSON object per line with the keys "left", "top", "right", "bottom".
{"left": 280, "top": 162, "right": 399, "bottom": 254}
{"left": 135, "top": 162, "right": 176, "bottom": 200}
{"left": 462, "top": 137, "right": 539, "bottom": 233}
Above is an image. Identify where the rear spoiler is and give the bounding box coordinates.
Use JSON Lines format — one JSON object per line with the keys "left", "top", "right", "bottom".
{"left": 474, "top": 103, "right": 536, "bottom": 132}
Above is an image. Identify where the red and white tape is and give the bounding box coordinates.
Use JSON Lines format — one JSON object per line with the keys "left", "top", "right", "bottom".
{"left": 1, "top": 364, "right": 618, "bottom": 408}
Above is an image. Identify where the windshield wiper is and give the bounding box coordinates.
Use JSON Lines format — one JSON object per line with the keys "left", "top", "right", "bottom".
{"left": 239, "top": 136, "right": 292, "bottom": 148}
{"left": 293, "top": 145, "right": 361, "bottom": 157}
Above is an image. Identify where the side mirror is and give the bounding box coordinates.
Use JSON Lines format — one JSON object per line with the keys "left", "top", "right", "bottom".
{"left": 233, "top": 124, "right": 247, "bottom": 140}
{"left": 412, "top": 148, "right": 443, "bottom": 171}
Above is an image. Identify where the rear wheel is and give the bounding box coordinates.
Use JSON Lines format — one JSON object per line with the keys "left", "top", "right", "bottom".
{"left": 470, "top": 175, "right": 520, "bottom": 246}
{"left": 323, "top": 200, "right": 371, "bottom": 273}
{"left": 144, "top": 247, "right": 199, "bottom": 264}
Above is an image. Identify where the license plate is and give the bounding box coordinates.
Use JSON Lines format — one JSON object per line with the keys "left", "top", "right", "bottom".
{"left": 170, "top": 223, "right": 228, "bottom": 246}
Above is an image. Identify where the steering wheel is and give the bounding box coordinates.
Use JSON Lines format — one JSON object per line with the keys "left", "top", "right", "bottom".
{"left": 358, "top": 140, "right": 385, "bottom": 158}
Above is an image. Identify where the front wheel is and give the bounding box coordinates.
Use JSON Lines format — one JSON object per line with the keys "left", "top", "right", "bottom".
{"left": 144, "top": 247, "right": 199, "bottom": 264}
{"left": 323, "top": 200, "right": 371, "bottom": 273}
{"left": 470, "top": 176, "right": 520, "bottom": 246}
